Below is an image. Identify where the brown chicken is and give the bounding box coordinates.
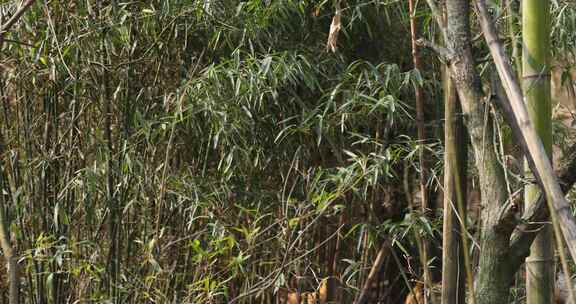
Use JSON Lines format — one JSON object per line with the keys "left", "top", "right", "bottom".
{"left": 404, "top": 283, "right": 425, "bottom": 304}
{"left": 276, "top": 276, "right": 343, "bottom": 304}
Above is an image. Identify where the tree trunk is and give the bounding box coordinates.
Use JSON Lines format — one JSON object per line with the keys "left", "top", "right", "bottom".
{"left": 421, "top": 0, "right": 520, "bottom": 302}
{"left": 523, "top": 0, "right": 554, "bottom": 303}
{"left": 441, "top": 1, "right": 511, "bottom": 303}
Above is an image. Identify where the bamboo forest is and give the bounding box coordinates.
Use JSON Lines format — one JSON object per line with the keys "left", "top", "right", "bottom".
{"left": 3, "top": 0, "right": 576, "bottom": 303}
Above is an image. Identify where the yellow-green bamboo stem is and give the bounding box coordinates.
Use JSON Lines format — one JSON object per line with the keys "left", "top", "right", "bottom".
{"left": 441, "top": 65, "right": 467, "bottom": 304}
{"left": 523, "top": 1, "right": 553, "bottom": 303}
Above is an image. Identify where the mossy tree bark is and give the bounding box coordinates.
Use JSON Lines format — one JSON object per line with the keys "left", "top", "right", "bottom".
{"left": 442, "top": 1, "right": 511, "bottom": 302}
{"left": 422, "top": 0, "right": 576, "bottom": 301}
{"left": 423, "top": 1, "right": 527, "bottom": 303}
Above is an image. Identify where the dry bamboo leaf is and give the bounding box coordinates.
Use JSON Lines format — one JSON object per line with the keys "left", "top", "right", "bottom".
{"left": 326, "top": 1, "right": 342, "bottom": 53}
{"left": 313, "top": 5, "right": 321, "bottom": 17}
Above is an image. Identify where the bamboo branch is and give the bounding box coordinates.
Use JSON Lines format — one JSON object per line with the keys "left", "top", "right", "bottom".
{"left": 1, "top": 0, "right": 35, "bottom": 32}
{"left": 416, "top": 38, "right": 454, "bottom": 62}
{"left": 354, "top": 241, "right": 389, "bottom": 304}
{"left": 508, "top": 147, "right": 576, "bottom": 265}
{"left": 0, "top": 0, "right": 37, "bottom": 50}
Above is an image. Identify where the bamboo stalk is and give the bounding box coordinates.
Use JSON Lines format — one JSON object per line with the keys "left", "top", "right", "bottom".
{"left": 408, "top": 1, "right": 432, "bottom": 301}
{"left": 522, "top": 1, "right": 555, "bottom": 303}
{"left": 441, "top": 65, "right": 467, "bottom": 304}
{"left": 0, "top": 196, "right": 18, "bottom": 304}
{"left": 0, "top": 3, "right": 39, "bottom": 302}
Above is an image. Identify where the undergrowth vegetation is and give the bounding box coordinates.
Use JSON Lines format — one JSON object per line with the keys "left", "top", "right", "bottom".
{"left": 0, "top": 0, "right": 574, "bottom": 303}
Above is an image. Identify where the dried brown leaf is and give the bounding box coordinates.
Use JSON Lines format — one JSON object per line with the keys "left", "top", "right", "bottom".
{"left": 326, "top": 1, "right": 342, "bottom": 53}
